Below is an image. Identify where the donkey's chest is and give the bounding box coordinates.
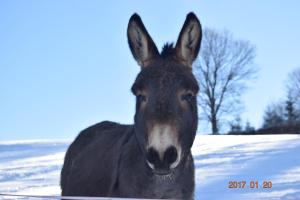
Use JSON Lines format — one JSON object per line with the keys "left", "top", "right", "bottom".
{"left": 114, "top": 158, "right": 194, "bottom": 199}
{"left": 147, "top": 177, "right": 188, "bottom": 199}
{"left": 116, "top": 173, "right": 189, "bottom": 199}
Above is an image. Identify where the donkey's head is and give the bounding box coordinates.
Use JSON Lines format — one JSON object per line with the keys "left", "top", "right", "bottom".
{"left": 128, "top": 13, "right": 202, "bottom": 175}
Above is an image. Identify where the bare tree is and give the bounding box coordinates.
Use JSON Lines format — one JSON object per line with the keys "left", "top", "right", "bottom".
{"left": 196, "top": 28, "right": 256, "bottom": 134}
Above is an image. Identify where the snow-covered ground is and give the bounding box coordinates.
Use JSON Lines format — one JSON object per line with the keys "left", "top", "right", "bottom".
{"left": 0, "top": 135, "right": 300, "bottom": 200}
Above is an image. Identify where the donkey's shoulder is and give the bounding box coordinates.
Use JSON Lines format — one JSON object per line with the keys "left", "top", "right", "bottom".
{"left": 61, "top": 121, "right": 133, "bottom": 193}
{"left": 64, "top": 121, "right": 132, "bottom": 165}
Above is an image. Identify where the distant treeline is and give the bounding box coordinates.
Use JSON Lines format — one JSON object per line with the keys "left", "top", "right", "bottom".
{"left": 228, "top": 123, "right": 300, "bottom": 135}
{"left": 227, "top": 72, "right": 300, "bottom": 135}
{"left": 227, "top": 67, "right": 300, "bottom": 135}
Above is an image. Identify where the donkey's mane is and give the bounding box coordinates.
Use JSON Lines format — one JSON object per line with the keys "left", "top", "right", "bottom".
{"left": 160, "top": 43, "right": 175, "bottom": 58}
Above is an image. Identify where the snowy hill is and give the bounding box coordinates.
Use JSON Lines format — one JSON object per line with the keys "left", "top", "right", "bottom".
{"left": 0, "top": 135, "right": 300, "bottom": 200}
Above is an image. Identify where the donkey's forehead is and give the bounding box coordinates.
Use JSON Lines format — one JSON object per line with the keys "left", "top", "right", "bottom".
{"left": 132, "top": 63, "right": 199, "bottom": 92}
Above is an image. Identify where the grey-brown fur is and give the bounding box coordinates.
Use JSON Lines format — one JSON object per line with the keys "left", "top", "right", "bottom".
{"left": 61, "top": 12, "right": 202, "bottom": 199}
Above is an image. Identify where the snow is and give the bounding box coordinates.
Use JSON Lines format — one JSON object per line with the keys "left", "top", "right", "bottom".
{"left": 0, "top": 135, "right": 300, "bottom": 200}
{"left": 193, "top": 135, "right": 300, "bottom": 200}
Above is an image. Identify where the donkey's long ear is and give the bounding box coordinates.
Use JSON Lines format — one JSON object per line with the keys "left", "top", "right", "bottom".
{"left": 127, "top": 13, "right": 159, "bottom": 68}
{"left": 175, "top": 12, "right": 202, "bottom": 68}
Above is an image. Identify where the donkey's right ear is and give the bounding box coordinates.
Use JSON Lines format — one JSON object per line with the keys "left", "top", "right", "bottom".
{"left": 127, "top": 13, "right": 159, "bottom": 68}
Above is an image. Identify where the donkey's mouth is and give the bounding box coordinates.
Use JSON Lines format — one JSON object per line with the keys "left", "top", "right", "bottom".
{"left": 146, "top": 160, "right": 174, "bottom": 175}
{"left": 153, "top": 168, "right": 173, "bottom": 176}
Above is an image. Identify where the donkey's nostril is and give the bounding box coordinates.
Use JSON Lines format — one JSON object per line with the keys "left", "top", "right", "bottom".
{"left": 146, "top": 147, "right": 160, "bottom": 166}
{"left": 164, "top": 146, "right": 178, "bottom": 166}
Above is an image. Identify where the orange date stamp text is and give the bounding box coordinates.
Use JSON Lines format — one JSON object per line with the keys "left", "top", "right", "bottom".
{"left": 228, "top": 181, "right": 272, "bottom": 189}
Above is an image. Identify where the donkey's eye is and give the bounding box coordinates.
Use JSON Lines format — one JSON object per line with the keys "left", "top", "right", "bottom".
{"left": 181, "top": 93, "right": 195, "bottom": 103}
{"left": 137, "top": 94, "right": 147, "bottom": 102}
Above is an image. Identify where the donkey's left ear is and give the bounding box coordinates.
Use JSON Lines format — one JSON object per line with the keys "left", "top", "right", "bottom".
{"left": 175, "top": 12, "right": 202, "bottom": 68}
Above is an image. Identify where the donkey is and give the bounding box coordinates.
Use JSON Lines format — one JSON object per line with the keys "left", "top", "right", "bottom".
{"left": 61, "top": 12, "right": 202, "bottom": 200}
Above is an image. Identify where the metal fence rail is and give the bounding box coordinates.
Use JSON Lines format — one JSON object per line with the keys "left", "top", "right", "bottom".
{"left": 0, "top": 193, "right": 165, "bottom": 200}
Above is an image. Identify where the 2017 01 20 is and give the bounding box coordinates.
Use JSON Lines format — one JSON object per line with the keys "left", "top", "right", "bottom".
{"left": 228, "top": 181, "right": 272, "bottom": 189}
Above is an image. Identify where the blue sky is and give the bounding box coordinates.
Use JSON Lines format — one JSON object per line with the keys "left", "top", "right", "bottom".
{"left": 0, "top": 1, "right": 299, "bottom": 140}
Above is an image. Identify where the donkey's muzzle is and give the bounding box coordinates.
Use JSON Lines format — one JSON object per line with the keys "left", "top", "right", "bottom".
{"left": 146, "top": 146, "right": 178, "bottom": 174}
